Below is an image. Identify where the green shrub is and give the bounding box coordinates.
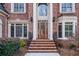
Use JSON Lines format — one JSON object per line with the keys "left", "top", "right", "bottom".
{"left": 0, "top": 40, "right": 19, "bottom": 56}
{"left": 19, "top": 39, "right": 26, "bottom": 48}
{"left": 0, "top": 43, "right": 5, "bottom": 55}
{"left": 69, "top": 44, "right": 76, "bottom": 49}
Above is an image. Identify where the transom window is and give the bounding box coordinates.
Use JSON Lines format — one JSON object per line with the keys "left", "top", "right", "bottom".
{"left": 12, "top": 3, "right": 25, "bottom": 13}
{"left": 60, "top": 3, "right": 75, "bottom": 13}
{"left": 38, "top": 3, "right": 48, "bottom": 16}
{"left": 58, "top": 22, "right": 76, "bottom": 39}
{"left": 10, "top": 24, "right": 27, "bottom": 38}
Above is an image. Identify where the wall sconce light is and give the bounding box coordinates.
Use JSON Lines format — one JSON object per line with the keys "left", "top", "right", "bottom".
{"left": 53, "top": 17, "right": 55, "bottom": 22}
{"left": 30, "top": 17, "right": 33, "bottom": 22}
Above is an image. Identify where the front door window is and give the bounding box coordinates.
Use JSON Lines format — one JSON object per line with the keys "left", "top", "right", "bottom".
{"left": 38, "top": 20, "right": 48, "bottom": 39}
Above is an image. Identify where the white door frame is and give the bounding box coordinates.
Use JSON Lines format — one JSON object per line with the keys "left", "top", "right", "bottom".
{"left": 33, "top": 3, "right": 37, "bottom": 40}
{"left": 33, "top": 3, "right": 53, "bottom": 40}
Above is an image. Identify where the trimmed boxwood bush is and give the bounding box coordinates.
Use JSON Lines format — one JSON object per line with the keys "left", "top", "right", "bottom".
{"left": 0, "top": 43, "right": 5, "bottom": 55}
{"left": 0, "top": 40, "right": 19, "bottom": 56}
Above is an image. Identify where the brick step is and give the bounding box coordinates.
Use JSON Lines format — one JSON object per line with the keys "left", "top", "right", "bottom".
{"left": 27, "top": 50, "right": 58, "bottom": 53}
{"left": 30, "top": 42, "right": 55, "bottom": 44}
{"left": 29, "top": 44, "right": 56, "bottom": 47}
{"left": 28, "top": 47, "right": 57, "bottom": 50}
{"left": 30, "top": 40, "right": 54, "bottom": 42}
{"left": 27, "top": 39, "right": 58, "bottom": 53}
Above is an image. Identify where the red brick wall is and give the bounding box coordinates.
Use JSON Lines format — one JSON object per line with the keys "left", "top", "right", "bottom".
{"left": 53, "top": 3, "right": 78, "bottom": 39}
{"left": 75, "top": 3, "right": 79, "bottom": 37}
{"left": 0, "top": 14, "right": 8, "bottom": 38}
{"left": 4, "top": 3, "right": 33, "bottom": 20}
{"left": 0, "top": 3, "right": 79, "bottom": 39}
{"left": 3, "top": 3, "right": 33, "bottom": 38}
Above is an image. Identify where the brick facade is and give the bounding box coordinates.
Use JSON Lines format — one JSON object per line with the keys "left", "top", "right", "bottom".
{"left": 0, "top": 3, "right": 79, "bottom": 40}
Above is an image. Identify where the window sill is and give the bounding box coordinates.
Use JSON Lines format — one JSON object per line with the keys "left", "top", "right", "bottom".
{"left": 60, "top": 12, "right": 75, "bottom": 14}
{"left": 58, "top": 38, "right": 68, "bottom": 40}
{"left": 9, "top": 37, "right": 28, "bottom": 39}
{"left": 11, "top": 12, "right": 26, "bottom": 14}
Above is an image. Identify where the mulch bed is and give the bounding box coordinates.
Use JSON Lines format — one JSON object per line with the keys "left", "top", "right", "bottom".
{"left": 58, "top": 48, "right": 77, "bottom": 56}
{"left": 13, "top": 47, "right": 27, "bottom": 56}
{"left": 55, "top": 40, "right": 79, "bottom": 56}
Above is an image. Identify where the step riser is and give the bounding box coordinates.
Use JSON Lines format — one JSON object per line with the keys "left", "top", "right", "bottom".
{"left": 30, "top": 42, "right": 55, "bottom": 44}
{"left": 27, "top": 51, "right": 57, "bottom": 53}
{"left": 27, "top": 50, "right": 58, "bottom": 53}
{"left": 29, "top": 40, "right": 54, "bottom": 42}
{"left": 30, "top": 44, "right": 56, "bottom": 45}
{"left": 28, "top": 48, "right": 57, "bottom": 50}
{"left": 29, "top": 45, "right": 56, "bottom": 47}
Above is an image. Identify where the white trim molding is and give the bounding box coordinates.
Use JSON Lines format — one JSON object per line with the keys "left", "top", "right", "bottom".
{"left": 0, "top": 19, "right": 2, "bottom": 38}
{"left": 33, "top": 3, "right": 53, "bottom": 40}
{"left": 49, "top": 3, "right": 53, "bottom": 40}
{"left": 33, "top": 3, "right": 37, "bottom": 40}
{"left": 58, "top": 16, "right": 77, "bottom": 40}
{"left": 60, "top": 3, "right": 75, "bottom": 13}
{"left": 8, "top": 19, "right": 29, "bottom": 39}
{"left": 11, "top": 3, "right": 26, "bottom": 13}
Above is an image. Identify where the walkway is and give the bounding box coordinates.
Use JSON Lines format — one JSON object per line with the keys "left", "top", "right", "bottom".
{"left": 25, "top": 53, "right": 60, "bottom": 56}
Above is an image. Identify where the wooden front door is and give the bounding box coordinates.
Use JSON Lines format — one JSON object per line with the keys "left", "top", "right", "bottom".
{"left": 38, "top": 20, "right": 48, "bottom": 39}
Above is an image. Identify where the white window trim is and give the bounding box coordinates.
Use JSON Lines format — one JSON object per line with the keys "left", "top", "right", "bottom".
{"left": 60, "top": 3, "right": 75, "bottom": 13}
{"left": 0, "top": 19, "right": 2, "bottom": 38}
{"left": 8, "top": 23, "right": 29, "bottom": 39}
{"left": 11, "top": 3, "right": 26, "bottom": 13}
{"left": 58, "top": 22, "right": 76, "bottom": 40}
{"left": 58, "top": 16, "right": 77, "bottom": 40}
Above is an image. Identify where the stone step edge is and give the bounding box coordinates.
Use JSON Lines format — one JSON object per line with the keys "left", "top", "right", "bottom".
{"left": 28, "top": 47, "right": 56, "bottom": 48}
{"left": 27, "top": 50, "right": 58, "bottom": 52}
{"left": 30, "top": 42, "right": 55, "bottom": 44}
{"left": 30, "top": 44, "right": 56, "bottom": 45}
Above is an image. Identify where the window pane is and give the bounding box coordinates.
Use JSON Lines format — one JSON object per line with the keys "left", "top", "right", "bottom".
{"left": 67, "top": 8, "right": 72, "bottom": 12}
{"left": 14, "top": 3, "right": 24, "bottom": 12}
{"left": 16, "top": 24, "right": 22, "bottom": 37}
{"left": 58, "top": 23, "right": 62, "bottom": 38}
{"left": 69, "top": 25, "right": 73, "bottom": 30}
{"left": 14, "top": 3, "right": 18, "bottom": 12}
{"left": 62, "top": 8, "right": 66, "bottom": 12}
{"left": 62, "top": 3, "right": 72, "bottom": 12}
{"left": 20, "top": 3, "right": 24, "bottom": 12}
{"left": 66, "top": 3, "right": 72, "bottom": 8}
{"left": 65, "top": 32, "right": 68, "bottom": 37}
{"left": 69, "top": 31, "right": 73, "bottom": 36}
{"left": 65, "top": 22, "right": 73, "bottom": 37}
{"left": 24, "top": 25, "right": 27, "bottom": 37}
{"left": 11, "top": 24, "right": 14, "bottom": 37}
{"left": 65, "top": 22, "right": 72, "bottom": 24}
{"left": 38, "top": 3, "right": 48, "bottom": 16}
{"left": 65, "top": 25, "right": 68, "bottom": 30}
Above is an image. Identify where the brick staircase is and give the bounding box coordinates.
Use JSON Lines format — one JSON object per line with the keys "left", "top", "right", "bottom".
{"left": 27, "top": 39, "right": 58, "bottom": 53}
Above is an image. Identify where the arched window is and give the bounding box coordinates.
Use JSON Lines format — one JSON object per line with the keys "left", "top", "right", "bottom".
{"left": 38, "top": 3, "right": 48, "bottom": 16}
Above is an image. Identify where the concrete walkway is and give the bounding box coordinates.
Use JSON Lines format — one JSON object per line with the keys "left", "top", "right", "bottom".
{"left": 25, "top": 53, "right": 60, "bottom": 56}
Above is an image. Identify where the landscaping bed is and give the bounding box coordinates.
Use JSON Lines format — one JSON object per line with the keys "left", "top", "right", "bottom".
{"left": 0, "top": 38, "right": 28, "bottom": 56}
{"left": 55, "top": 39, "right": 79, "bottom": 56}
